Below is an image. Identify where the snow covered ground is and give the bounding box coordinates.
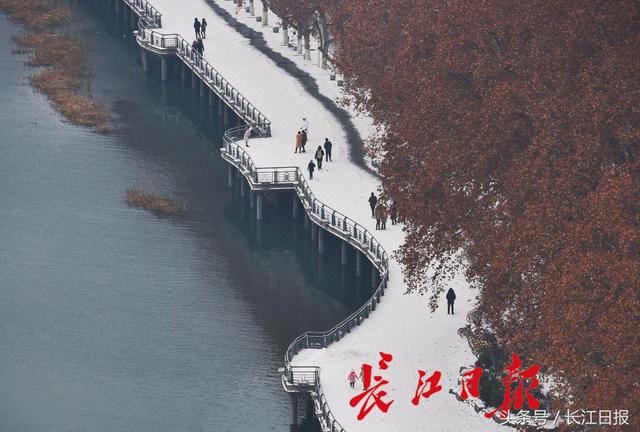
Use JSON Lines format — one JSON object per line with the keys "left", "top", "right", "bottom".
{"left": 142, "top": 0, "right": 507, "bottom": 430}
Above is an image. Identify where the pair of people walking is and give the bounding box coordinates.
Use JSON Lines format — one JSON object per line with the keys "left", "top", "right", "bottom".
{"left": 192, "top": 38, "right": 204, "bottom": 56}
{"left": 194, "top": 18, "right": 207, "bottom": 39}
{"left": 347, "top": 366, "right": 368, "bottom": 389}
{"left": 375, "top": 203, "right": 388, "bottom": 230}
{"left": 294, "top": 129, "right": 307, "bottom": 153}
{"left": 307, "top": 145, "right": 330, "bottom": 180}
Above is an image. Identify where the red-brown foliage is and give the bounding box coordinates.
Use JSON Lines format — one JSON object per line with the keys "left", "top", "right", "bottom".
{"left": 321, "top": 0, "right": 639, "bottom": 423}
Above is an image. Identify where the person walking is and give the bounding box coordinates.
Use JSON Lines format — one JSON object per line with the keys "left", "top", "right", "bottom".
{"left": 368, "top": 192, "right": 377, "bottom": 218}
{"left": 201, "top": 18, "right": 207, "bottom": 38}
{"left": 302, "top": 117, "right": 309, "bottom": 133}
{"left": 446, "top": 288, "right": 456, "bottom": 314}
{"left": 374, "top": 203, "right": 383, "bottom": 230}
{"left": 236, "top": 0, "right": 244, "bottom": 14}
{"left": 348, "top": 369, "right": 358, "bottom": 389}
{"left": 390, "top": 202, "right": 398, "bottom": 225}
{"left": 194, "top": 18, "right": 201, "bottom": 39}
{"left": 243, "top": 126, "right": 252, "bottom": 147}
{"left": 307, "top": 160, "right": 316, "bottom": 180}
{"left": 196, "top": 38, "right": 204, "bottom": 55}
{"left": 315, "top": 146, "right": 324, "bottom": 169}
{"left": 324, "top": 138, "right": 332, "bottom": 162}
{"left": 301, "top": 129, "right": 307, "bottom": 153}
{"left": 380, "top": 204, "right": 388, "bottom": 230}
{"left": 295, "top": 130, "right": 303, "bottom": 153}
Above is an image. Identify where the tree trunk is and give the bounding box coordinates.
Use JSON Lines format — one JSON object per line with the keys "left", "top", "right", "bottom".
{"left": 249, "top": 0, "right": 255, "bottom": 16}
{"left": 316, "top": 10, "right": 333, "bottom": 69}
{"left": 304, "top": 32, "right": 311, "bottom": 60}
{"left": 297, "top": 32, "right": 303, "bottom": 55}
{"left": 261, "top": 0, "right": 268, "bottom": 27}
{"left": 282, "top": 21, "right": 289, "bottom": 46}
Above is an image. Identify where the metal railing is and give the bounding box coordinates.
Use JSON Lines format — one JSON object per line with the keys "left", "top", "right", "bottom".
{"left": 123, "top": 0, "right": 162, "bottom": 27}
{"left": 136, "top": 25, "right": 272, "bottom": 136}
{"left": 222, "top": 128, "right": 390, "bottom": 432}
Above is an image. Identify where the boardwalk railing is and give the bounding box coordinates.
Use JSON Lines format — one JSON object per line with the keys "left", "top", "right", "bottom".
{"left": 135, "top": 26, "right": 272, "bottom": 136}
{"left": 222, "top": 128, "right": 390, "bottom": 432}
{"left": 124, "top": 0, "right": 162, "bottom": 28}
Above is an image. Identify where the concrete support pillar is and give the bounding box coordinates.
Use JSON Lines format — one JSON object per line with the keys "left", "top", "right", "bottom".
{"left": 228, "top": 165, "right": 234, "bottom": 188}
{"left": 140, "top": 47, "right": 148, "bottom": 72}
{"left": 114, "top": 0, "right": 119, "bottom": 13}
{"left": 304, "top": 214, "right": 310, "bottom": 230}
{"left": 318, "top": 228, "right": 325, "bottom": 254}
{"left": 240, "top": 178, "right": 246, "bottom": 198}
{"left": 209, "top": 90, "right": 215, "bottom": 107}
{"left": 341, "top": 242, "right": 348, "bottom": 265}
{"left": 200, "top": 81, "right": 206, "bottom": 98}
{"left": 356, "top": 252, "right": 362, "bottom": 277}
{"left": 250, "top": 191, "right": 256, "bottom": 208}
{"left": 224, "top": 105, "right": 229, "bottom": 124}
{"left": 289, "top": 393, "right": 298, "bottom": 431}
{"left": 131, "top": 8, "right": 136, "bottom": 30}
{"left": 372, "top": 266, "right": 378, "bottom": 288}
{"left": 292, "top": 194, "right": 299, "bottom": 219}
{"left": 218, "top": 97, "right": 223, "bottom": 116}
{"left": 160, "top": 57, "right": 168, "bottom": 81}
{"left": 311, "top": 223, "right": 316, "bottom": 241}
{"left": 181, "top": 63, "right": 187, "bottom": 80}
{"left": 191, "top": 71, "right": 197, "bottom": 89}
{"left": 256, "top": 221, "right": 263, "bottom": 245}
{"left": 160, "top": 82, "right": 168, "bottom": 106}
{"left": 256, "top": 193, "right": 264, "bottom": 221}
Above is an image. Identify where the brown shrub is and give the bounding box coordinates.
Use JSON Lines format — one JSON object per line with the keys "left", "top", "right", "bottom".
{"left": 126, "top": 189, "right": 186, "bottom": 216}
{"left": 2, "top": 0, "right": 111, "bottom": 131}
{"left": 0, "top": 0, "right": 71, "bottom": 30}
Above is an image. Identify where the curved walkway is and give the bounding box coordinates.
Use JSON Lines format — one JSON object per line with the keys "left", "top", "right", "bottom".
{"left": 132, "top": 0, "right": 507, "bottom": 431}
{"left": 200, "top": 0, "right": 372, "bottom": 174}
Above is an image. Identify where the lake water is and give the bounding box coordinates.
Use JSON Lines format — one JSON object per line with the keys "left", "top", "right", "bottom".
{"left": 0, "top": 8, "right": 368, "bottom": 432}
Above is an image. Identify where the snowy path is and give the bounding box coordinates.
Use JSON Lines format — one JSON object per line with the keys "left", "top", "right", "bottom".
{"left": 144, "top": 0, "right": 506, "bottom": 430}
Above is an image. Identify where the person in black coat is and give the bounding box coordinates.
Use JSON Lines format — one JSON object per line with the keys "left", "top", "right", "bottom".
{"left": 307, "top": 160, "right": 316, "bottom": 180}
{"left": 446, "top": 288, "right": 456, "bottom": 314}
{"left": 201, "top": 18, "right": 208, "bottom": 38}
{"left": 301, "top": 130, "right": 308, "bottom": 153}
{"left": 194, "top": 18, "right": 201, "bottom": 38}
{"left": 390, "top": 202, "right": 398, "bottom": 225}
{"left": 324, "top": 138, "right": 332, "bottom": 162}
{"left": 368, "top": 192, "right": 377, "bottom": 217}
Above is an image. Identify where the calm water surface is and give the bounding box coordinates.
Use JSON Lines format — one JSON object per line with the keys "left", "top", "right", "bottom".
{"left": 0, "top": 10, "right": 364, "bottom": 432}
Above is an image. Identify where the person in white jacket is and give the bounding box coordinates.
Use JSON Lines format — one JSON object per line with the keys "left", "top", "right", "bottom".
{"left": 243, "top": 126, "right": 252, "bottom": 147}
{"left": 302, "top": 117, "right": 309, "bottom": 134}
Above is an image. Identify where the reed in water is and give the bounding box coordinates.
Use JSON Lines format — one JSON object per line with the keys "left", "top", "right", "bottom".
{"left": 1, "top": 0, "right": 111, "bottom": 132}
